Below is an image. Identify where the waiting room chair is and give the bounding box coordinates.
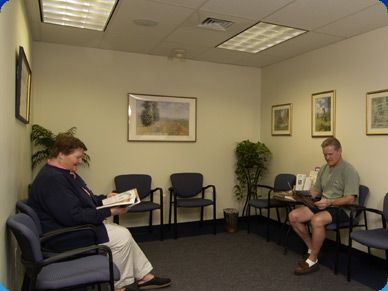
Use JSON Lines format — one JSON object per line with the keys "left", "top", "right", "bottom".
{"left": 6, "top": 213, "right": 120, "bottom": 291}
{"left": 114, "top": 174, "right": 164, "bottom": 240}
{"left": 16, "top": 200, "right": 98, "bottom": 252}
{"left": 326, "top": 184, "right": 369, "bottom": 274}
{"left": 247, "top": 173, "right": 296, "bottom": 241}
{"left": 347, "top": 192, "right": 388, "bottom": 281}
{"left": 169, "top": 172, "right": 216, "bottom": 239}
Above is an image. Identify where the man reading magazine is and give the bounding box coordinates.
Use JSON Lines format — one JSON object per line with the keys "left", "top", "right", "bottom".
{"left": 288, "top": 137, "right": 359, "bottom": 275}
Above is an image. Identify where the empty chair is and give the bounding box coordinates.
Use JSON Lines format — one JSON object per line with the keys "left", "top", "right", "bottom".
{"left": 6, "top": 213, "right": 120, "bottom": 291}
{"left": 247, "top": 173, "right": 296, "bottom": 241}
{"left": 169, "top": 172, "right": 216, "bottom": 239}
{"left": 347, "top": 192, "right": 388, "bottom": 281}
{"left": 325, "top": 184, "right": 369, "bottom": 274}
{"left": 114, "top": 174, "right": 164, "bottom": 240}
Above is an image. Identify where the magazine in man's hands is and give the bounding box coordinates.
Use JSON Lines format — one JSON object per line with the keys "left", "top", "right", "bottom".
{"left": 96, "top": 188, "right": 141, "bottom": 209}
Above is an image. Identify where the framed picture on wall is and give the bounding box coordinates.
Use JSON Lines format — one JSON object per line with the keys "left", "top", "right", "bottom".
{"left": 128, "top": 93, "right": 197, "bottom": 142}
{"left": 271, "top": 103, "right": 292, "bottom": 136}
{"left": 15, "top": 46, "right": 32, "bottom": 124}
{"left": 311, "top": 90, "right": 335, "bottom": 137}
{"left": 366, "top": 89, "right": 388, "bottom": 135}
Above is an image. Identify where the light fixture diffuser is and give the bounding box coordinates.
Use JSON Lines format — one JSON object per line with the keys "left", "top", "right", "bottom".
{"left": 217, "top": 22, "right": 307, "bottom": 53}
{"left": 39, "top": 0, "right": 119, "bottom": 31}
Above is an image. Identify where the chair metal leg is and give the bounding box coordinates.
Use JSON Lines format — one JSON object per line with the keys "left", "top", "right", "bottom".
{"left": 174, "top": 203, "right": 178, "bottom": 239}
{"left": 160, "top": 207, "right": 164, "bottom": 241}
{"left": 213, "top": 203, "right": 217, "bottom": 235}
{"left": 168, "top": 198, "right": 173, "bottom": 231}
{"left": 334, "top": 228, "right": 341, "bottom": 274}
{"left": 347, "top": 237, "right": 353, "bottom": 281}
{"left": 247, "top": 205, "right": 251, "bottom": 233}
{"left": 200, "top": 206, "right": 204, "bottom": 227}
{"left": 148, "top": 211, "right": 153, "bottom": 233}
{"left": 266, "top": 207, "right": 270, "bottom": 241}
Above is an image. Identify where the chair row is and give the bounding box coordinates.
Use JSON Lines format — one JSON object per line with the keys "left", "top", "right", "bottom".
{"left": 113, "top": 172, "right": 217, "bottom": 240}
{"left": 245, "top": 173, "right": 383, "bottom": 280}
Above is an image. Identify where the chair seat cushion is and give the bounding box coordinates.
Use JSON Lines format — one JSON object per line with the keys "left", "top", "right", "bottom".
{"left": 176, "top": 198, "right": 213, "bottom": 208}
{"left": 351, "top": 228, "right": 388, "bottom": 250}
{"left": 37, "top": 255, "right": 120, "bottom": 290}
{"left": 127, "top": 201, "right": 160, "bottom": 212}
{"left": 249, "top": 198, "right": 287, "bottom": 208}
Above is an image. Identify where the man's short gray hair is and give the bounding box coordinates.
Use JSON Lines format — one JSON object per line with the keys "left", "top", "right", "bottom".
{"left": 321, "top": 137, "right": 342, "bottom": 150}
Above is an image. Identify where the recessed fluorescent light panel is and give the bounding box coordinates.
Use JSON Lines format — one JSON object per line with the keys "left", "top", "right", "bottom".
{"left": 39, "top": 0, "right": 119, "bottom": 31}
{"left": 217, "top": 22, "right": 307, "bottom": 53}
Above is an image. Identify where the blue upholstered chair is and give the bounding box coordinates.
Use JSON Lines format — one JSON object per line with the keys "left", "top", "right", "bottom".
{"left": 7, "top": 213, "right": 120, "bottom": 291}
{"left": 347, "top": 192, "right": 388, "bottom": 281}
{"left": 326, "top": 184, "right": 369, "bottom": 274}
{"left": 114, "top": 174, "right": 164, "bottom": 240}
{"left": 168, "top": 172, "right": 216, "bottom": 239}
{"left": 247, "top": 173, "right": 296, "bottom": 241}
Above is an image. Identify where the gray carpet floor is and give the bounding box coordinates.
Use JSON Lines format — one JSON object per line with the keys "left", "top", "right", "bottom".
{"left": 139, "top": 231, "right": 373, "bottom": 291}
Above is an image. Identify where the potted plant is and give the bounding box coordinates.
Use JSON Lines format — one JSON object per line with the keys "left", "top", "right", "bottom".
{"left": 234, "top": 140, "right": 271, "bottom": 216}
{"left": 31, "top": 124, "right": 90, "bottom": 170}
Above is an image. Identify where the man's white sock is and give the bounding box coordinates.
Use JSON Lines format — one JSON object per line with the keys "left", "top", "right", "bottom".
{"left": 306, "top": 258, "right": 318, "bottom": 267}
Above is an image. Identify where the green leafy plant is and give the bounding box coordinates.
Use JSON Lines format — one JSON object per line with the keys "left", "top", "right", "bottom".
{"left": 234, "top": 140, "right": 271, "bottom": 216}
{"left": 31, "top": 124, "right": 90, "bottom": 170}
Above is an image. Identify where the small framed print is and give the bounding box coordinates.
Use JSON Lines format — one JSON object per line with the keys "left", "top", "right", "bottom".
{"left": 272, "top": 103, "right": 292, "bottom": 136}
{"left": 311, "top": 90, "right": 335, "bottom": 137}
{"left": 128, "top": 93, "right": 197, "bottom": 142}
{"left": 366, "top": 89, "right": 388, "bottom": 135}
{"left": 15, "top": 46, "right": 32, "bottom": 124}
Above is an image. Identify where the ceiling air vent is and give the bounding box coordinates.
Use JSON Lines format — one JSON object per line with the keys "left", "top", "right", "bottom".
{"left": 198, "top": 17, "right": 234, "bottom": 31}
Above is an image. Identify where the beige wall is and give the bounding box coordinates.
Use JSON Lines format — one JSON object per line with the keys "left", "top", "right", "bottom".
{"left": 261, "top": 26, "right": 388, "bottom": 252}
{"left": 32, "top": 42, "right": 262, "bottom": 226}
{"left": 0, "top": 0, "right": 32, "bottom": 288}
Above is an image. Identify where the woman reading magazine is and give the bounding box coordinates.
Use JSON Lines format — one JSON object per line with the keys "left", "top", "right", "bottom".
{"left": 28, "top": 134, "right": 171, "bottom": 291}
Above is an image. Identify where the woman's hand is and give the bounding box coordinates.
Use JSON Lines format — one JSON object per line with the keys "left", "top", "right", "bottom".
{"left": 314, "top": 198, "right": 331, "bottom": 210}
{"left": 106, "top": 192, "right": 117, "bottom": 198}
{"left": 110, "top": 206, "right": 128, "bottom": 216}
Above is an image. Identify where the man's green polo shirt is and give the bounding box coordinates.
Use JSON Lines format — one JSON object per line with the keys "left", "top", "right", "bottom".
{"left": 313, "top": 160, "right": 359, "bottom": 200}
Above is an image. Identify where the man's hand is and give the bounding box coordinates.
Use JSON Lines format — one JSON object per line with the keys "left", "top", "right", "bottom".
{"left": 110, "top": 206, "right": 128, "bottom": 216}
{"left": 314, "top": 198, "right": 331, "bottom": 210}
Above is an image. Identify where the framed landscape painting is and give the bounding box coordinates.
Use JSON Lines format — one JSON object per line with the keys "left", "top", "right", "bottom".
{"left": 272, "top": 103, "right": 292, "bottom": 136}
{"left": 311, "top": 90, "right": 335, "bottom": 137}
{"left": 128, "top": 93, "right": 197, "bottom": 142}
{"left": 15, "top": 46, "right": 32, "bottom": 124}
{"left": 366, "top": 89, "right": 388, "bottom": 135}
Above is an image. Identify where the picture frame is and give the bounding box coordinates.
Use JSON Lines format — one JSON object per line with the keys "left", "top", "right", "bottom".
{"left": 366, "top": 89, "right": 388, "bottom": 135}
{"left": 311, "top": 90, "right": 335, "bottom": 137}
{"left": 15, "top": 46, "right": 32, "bottom": 124}
{"left": 128, "top": 93, "right": 197, "bottom": 142}
{"left": 271, "top": 103, "right": 292, "bottom": 136}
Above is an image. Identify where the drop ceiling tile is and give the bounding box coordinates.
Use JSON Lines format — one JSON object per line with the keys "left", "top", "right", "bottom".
{"left": 99, "top": 33, "right": 160, "bottom": 54}
{"left": 150, "top": 0, "right": 208, "bottom": 9}
{"left": 316, "top": 4, "right": 388, "bottom": 38}
{"left": 262, "top": 31, "right": 344, "bottom": 58}
{"left": 40, "top": 24, "right": 104, "bottom": 47}
{"left": 150, "top": 41, "right": 208, "bottom": 59}
{"left": 238, "top": 53, "right": 285, "bottom": 68}
{"left": 264, "top": 0, "right": 379, "bottom": 30}
{"left": 201, "top": 0, "right": 294, "bottom": 21}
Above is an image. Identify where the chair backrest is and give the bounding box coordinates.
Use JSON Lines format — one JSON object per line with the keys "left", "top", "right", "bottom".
{"left": 114, "top": 174, "right": 152, "bottom": 200}
{"left": 6, "top": 213, "right": 43, "bottom": 263}
{"left": 273, "top": 174, "right": 296, "bottom": 192}
{"left": 352, "top": 184, "right": 369, "bottom": 225}
{"left": 170, "top": 173, "right": 203, "bottom": 198}
{"left": 16, "top": 200, "right": 42, "bottom": 235}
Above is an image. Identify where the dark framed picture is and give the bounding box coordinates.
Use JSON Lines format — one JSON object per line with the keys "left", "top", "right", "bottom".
{"left": 311, "top": 90, "right": 335, "bottom": 137}
{"left": 15, "top": 46, "right": 32, "bottom": 124}
{"left": 271, "top": 103, "right": 292, "bottom": 136}
{"left": 366, "top": 89, "right": 388, "bottom": 135}
{"left": 128, "top": 93, "right": 197, "bottom": 142}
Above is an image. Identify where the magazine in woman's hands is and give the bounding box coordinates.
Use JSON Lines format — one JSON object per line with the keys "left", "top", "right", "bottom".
{"left": 96, "top": 189, "right": 141, "bottom": 209}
